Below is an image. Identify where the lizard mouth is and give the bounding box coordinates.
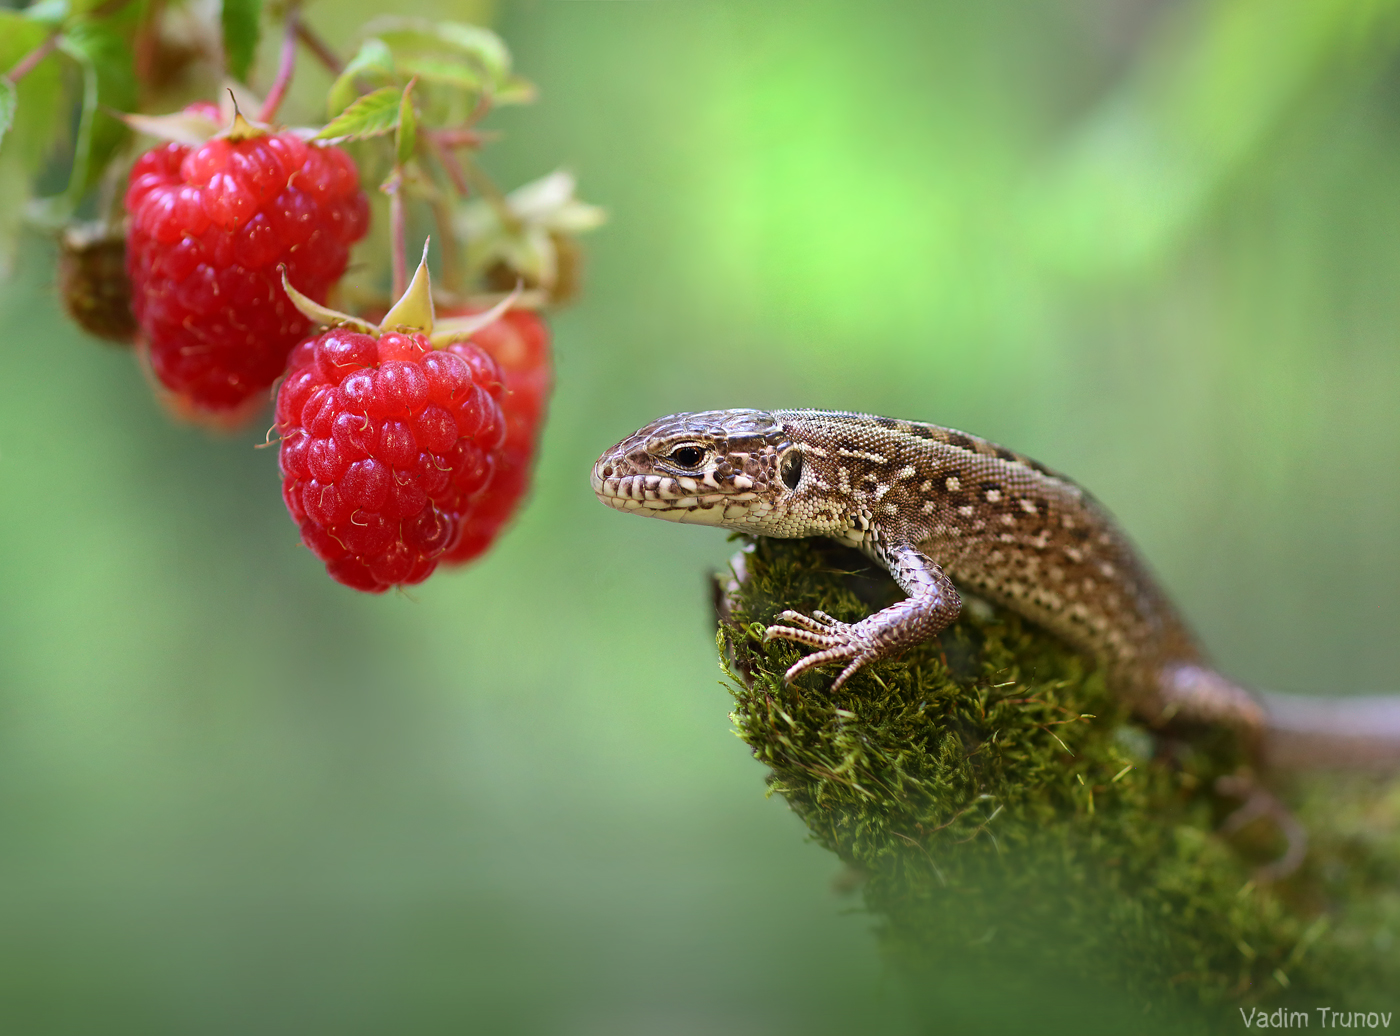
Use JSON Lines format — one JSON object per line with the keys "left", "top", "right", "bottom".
{"left": 593, "top": 469, "right": 695, "bottom": 509}
{"left": 591, "top": 463, "right": 740, "bottom": 523}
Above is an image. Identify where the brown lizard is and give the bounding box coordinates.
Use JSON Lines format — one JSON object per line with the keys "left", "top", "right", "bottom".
{"left": 591, "top": 409, "right": 1400, "bottom": 774}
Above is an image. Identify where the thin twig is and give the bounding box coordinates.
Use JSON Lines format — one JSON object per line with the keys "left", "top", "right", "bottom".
{"left": 7, "top": 33, "right": 60, "bottom": 83}
{"left": 257, "top": 8, "right": 300, "bottom": 123}
{"left": 427, "top": 132, "right": 471, "bottom": 196}
{"left": 295, "top": 20, "right": 343, "bottom": 76}
{"left": 432, "top": 127, "right": 486, "bottom": 149}
{"left": 90, "top": 0, "right": 138, "bottom": 17}
{"left": 133, "top": 0, "right": 162, "bottom": 88}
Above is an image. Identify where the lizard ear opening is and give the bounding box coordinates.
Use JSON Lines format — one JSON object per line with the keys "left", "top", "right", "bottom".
{"left": 779, "top": 448, "right": 803, "bottom": 491}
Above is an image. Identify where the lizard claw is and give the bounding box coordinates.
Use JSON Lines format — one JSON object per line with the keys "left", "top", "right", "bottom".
{"left": 766, "top": 610, "right": 879, "bottom": 692}
{"left": 769, "top": 609, "right": 844, "bottom": 635}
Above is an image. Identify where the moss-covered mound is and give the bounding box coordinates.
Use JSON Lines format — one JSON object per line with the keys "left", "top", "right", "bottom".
{"left": 718, "top": 536, "right": 1399, "bottom": 1026}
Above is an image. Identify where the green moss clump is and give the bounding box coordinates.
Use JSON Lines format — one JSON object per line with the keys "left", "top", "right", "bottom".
{"left": 718, "top": 536, "right": 1400, "bottom": 1024}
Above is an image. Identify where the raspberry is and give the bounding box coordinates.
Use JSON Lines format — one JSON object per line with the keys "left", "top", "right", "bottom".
{"left": 125, "top": 121, "right": 369, "bottom": 415}
{"left": 276, "top": 327, "right": 509, "bottom": 592}
{"left": 436, "top": 308, "right": 552, "bottom": 565}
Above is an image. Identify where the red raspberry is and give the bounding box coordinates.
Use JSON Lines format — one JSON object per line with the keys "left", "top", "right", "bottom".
{"left": 436, "top": 308, "right": 552, "bottom": 565}
{"left": 276, "top": 328, "right": 509, "bottom": 592}
{"left": 125, "top": 124, "right": 369, "bottom": 415}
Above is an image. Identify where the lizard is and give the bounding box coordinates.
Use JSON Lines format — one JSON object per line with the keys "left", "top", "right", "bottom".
{"left": 591, "top": 408, "right": 1400, "bottom": 774}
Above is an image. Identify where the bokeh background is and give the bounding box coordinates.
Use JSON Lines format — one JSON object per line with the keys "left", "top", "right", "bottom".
{"left": 3, "top": 0, "right": 1400, "bottom": 1032}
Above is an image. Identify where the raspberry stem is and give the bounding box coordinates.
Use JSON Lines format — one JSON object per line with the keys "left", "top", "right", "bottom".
{"left": 257, "top": 6, "right": 302, "bottom": 124}
{"left": 295, "top": 20, "right": 344, "bottom": 75}
{"left": 386, "top": 171, "right": 408, "bottom": 298}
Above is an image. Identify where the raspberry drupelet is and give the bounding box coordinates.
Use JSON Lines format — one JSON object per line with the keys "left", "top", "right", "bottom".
{"left": 125, "top": 118, "right": 369, "bottom": 415}
{"left": 276, "top": 328, "right": 508, "bottom": 592}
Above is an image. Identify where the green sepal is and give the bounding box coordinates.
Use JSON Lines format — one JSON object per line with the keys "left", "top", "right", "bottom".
{"left": 119, "top": 109, "right": 221, "bottom": 147}
{"left": 379, "top": 240, "right": 435, "bottom": 332}
{"left": 428, "top": 285, "right": 521, "bottom": 347}
{"left": 279, "top": 266, "right": 377, "bottom": 333}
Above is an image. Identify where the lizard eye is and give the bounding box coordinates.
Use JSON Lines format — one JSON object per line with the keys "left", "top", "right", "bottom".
{"left": 669, "top": 445, "right": 705, "bottom": 468}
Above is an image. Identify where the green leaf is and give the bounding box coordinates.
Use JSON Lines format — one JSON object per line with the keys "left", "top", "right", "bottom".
{"left": 327, "top": 38, "right": 396, "bottom": 118}
{"left": 394, "top": 55, "right": 482, "bottom": 93}
{"left": 0, "top": 12, "right": 64, "bottom": 174}
{"left": 22, "top": 0, "right": 69, "bottom": 29}
{"left": 59, "top": 22, "right": 136, "bottom": 196}
{"left": 492, "top": 74, "right": 537, "bottom": 107}
{"left": 221, "top": 0, "right": 262, "bottom": 83}
{"left": 430, "top": 22, "right": 510, "bottom": 81}
{"left": 362, "top": 18, "right": 512, "bottom": 84}
{"left": 395, "top": 81, "right": 417, "bottom": 166}
{"left": 315, "top": 86, "right": 401, "bottom": 141}
{"left": 0, "top": 79, "right": 15, "bottom": 153}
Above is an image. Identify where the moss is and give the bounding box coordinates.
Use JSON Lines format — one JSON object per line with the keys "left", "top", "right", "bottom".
{"left": 718, "top": 536, "right": 1400, "bottom": 1024}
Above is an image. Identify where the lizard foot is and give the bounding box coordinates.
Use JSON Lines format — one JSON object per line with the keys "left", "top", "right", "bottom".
{"left": 1215, "top": 774, "right": 1308, "bottom": 882}
{"left": 766, "top": 610, "right": 881, "bottom": 693}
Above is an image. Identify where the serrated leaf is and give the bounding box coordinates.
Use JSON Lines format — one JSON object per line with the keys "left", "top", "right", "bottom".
{"left": 315, "top": 85, "right": 401, "bottom": 141}
{"left": 395, "top": 81, "right": 417, "bottom": 166}
{"left": 0, "top": 79, "right": 15, "bottom": 153}
{"left": 221, "top": 0, "right": 262, "bottom": 83}
{"left": 327, "top": 38, "right": 396, "bottom": 118}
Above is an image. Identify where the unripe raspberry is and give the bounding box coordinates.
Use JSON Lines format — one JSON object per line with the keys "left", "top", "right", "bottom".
{"left": 126, "top": 120, "right": 369, "bottom": 416}
{"left": 436, "top": 308, "right": 552, "bottom": 565}
{"left": 58, "top": 223, "right": 136, "bottom": 343}
{"left": 276, "top": 328, "right": 509, "bottom": 592}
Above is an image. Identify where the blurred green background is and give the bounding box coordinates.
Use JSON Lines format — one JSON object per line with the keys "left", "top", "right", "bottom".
{"left": 3, "top": 0, "right": 1400, "bottom": 1032}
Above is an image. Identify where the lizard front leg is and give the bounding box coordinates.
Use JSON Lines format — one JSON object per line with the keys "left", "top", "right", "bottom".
{"left": 766, "top": 541, "right": 961, "bottom": 693}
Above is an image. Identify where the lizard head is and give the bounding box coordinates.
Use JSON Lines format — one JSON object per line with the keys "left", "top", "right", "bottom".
{"left": 592, "top": 409, "right": 803, "bottom": 528}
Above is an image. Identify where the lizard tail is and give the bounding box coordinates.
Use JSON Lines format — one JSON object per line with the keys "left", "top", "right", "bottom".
{"left": 1156, "top": 664, "right": 1400, "bottom": 771}
{"left": 1261, "top": 691, "right": 1400, "bottom": 770}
